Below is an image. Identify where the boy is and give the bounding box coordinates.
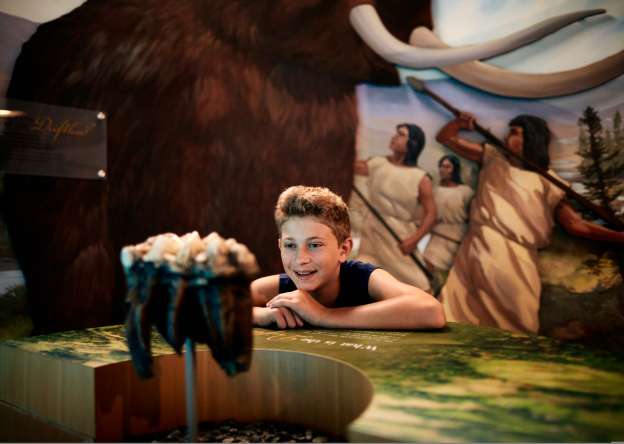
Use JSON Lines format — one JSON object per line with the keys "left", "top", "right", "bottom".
{"left": 251, "top": 185, "right": 446, "bottom": 330}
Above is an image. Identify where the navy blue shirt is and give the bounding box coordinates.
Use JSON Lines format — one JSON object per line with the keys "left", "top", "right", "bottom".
{"left": 278, "top": 260, "right": 378, "bottom": 307}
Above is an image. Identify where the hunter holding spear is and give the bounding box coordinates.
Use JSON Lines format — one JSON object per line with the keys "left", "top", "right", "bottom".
{"left": 436, "top": 111, "right": 624, "bottom": 334}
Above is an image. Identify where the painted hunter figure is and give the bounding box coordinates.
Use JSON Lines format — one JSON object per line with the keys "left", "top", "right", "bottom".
{"left": 437, "top": 112, "right": 624, "bottom": 334}
{"left": 423, "top": 154, "right": 474, "bottom": 275}
{"left": 354, "top": 123, "right": 436, "bottom": 292}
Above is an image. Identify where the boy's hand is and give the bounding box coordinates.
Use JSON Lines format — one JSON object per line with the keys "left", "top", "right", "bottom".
{"left": 253, "top": 306, "right": 304, "bottom": 329}
{"left": 266, "top": 290, "right": 328, "bottom": 326}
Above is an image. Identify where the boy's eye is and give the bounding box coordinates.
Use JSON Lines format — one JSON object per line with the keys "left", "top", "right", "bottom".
{"left": 308, "top": 242, "right": 323, "bottom": 249}
{"left": 283, "top": 242, "right": 296, "bottom": 249}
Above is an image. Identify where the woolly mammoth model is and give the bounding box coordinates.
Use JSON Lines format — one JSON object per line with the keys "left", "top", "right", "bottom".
{"left": 4, "top": 0, "right": 623, "bottom": 333}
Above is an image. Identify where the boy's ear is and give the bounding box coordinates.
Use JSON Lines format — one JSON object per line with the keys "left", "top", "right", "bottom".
{"left": 339, "top": 237, "right": 353, "bottom": 262}
{"left": 277, "top": 238, "right": 281, "bottom": 251}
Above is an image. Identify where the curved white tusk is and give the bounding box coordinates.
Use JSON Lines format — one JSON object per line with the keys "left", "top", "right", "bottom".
{"left": 349, "top": 4, "right": 605, "bottom": 68}
{"left": 409, "top": 26, "right": 624, "bottom": 98}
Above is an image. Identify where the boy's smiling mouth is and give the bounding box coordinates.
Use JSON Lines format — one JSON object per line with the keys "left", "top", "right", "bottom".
{"left": 294, "top": 270, "right": 317, "bottom": 278}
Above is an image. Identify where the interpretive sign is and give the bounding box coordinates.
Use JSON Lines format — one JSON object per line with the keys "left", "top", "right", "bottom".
{"left": 0, "top": 98, "right": 106, "bottom": 179}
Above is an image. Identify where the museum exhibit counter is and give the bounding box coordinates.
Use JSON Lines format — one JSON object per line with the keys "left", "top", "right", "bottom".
{"left": 1, "top": 323, "right": 623, "bottom": 442}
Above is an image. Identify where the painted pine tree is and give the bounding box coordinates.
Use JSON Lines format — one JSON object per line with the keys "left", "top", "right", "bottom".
{"left": 576, "top": 107, "right": 623, "bottom": 223}
{"left": 608, "top": 111, "right": 624, "bottom": 208}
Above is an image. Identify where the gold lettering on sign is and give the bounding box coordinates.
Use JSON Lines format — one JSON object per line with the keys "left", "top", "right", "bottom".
{"left": 30, "top": 116, "right": 96, "bottom": 141}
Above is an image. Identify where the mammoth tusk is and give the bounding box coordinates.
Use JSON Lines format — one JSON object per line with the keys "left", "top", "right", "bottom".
{"left": 408, "top": 26, "right": 624, "bottom": 98}
{"left": 349, "top": 4, "right": 606, "bottom": 68}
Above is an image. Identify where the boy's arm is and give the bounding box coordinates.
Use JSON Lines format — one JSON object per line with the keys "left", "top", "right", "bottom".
{"left": 250, "top": 275, "right": 304, "bottom": 328}
{"left": 337, "top": 268, "right": 446, "bottom": 329}
{"left": 250, "top": 275, "right": 280, "bottom": 306}
{"left": 266, "top": 269, "right": 446, "bottom": 330}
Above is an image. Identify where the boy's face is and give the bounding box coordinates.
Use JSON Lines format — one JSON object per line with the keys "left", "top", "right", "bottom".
{"left": 279, "top": 216, "right": 352, "bottom": 296}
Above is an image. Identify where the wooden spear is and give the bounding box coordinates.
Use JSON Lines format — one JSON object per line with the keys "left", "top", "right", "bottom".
{"left": 352, "top": 185, "right": 440, "bottom": 293}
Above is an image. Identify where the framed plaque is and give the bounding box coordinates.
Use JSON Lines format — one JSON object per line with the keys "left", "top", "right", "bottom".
{"left": 0, "top": 98, "right": 106, "bottom": 180}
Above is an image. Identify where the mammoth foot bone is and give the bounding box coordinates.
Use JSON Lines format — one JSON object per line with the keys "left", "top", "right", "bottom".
{"left": 121, "top": 231, "right": 259, "bottom": 379}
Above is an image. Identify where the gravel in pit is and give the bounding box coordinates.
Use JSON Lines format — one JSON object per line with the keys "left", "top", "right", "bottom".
{"left": 131, "top": 419, "right": 346, "bottom": 443}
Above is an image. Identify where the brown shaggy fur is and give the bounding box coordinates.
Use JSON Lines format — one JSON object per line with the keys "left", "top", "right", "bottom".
{"left": 3, "top": 0, "right": 432, "bottom": 333}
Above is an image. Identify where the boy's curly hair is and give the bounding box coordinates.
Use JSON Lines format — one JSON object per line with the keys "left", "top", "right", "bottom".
{"left": 275, "top": 186, "right": 351, "bottom": 243}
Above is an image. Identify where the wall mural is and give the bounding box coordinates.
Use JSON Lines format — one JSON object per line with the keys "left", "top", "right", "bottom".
{"left": 351, "top": 80, "right": 624, "bottom": 344}
{"left": 349, "top": 1, "right": 624, "bottom": 348}
{"left": 0, "top": 1, "right": 622, "bottom": 349}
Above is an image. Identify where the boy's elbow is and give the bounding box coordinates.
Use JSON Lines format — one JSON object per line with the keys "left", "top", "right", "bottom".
{"left": 250, "top": 278, "right": 269, "bottom": 306}
{"left": 417, "top": 297, "right": 446, "bottom": 329}
{"left": 430, "top": 301, "right": 447, "bottom": 329}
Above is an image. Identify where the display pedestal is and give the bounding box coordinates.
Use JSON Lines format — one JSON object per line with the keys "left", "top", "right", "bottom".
{"left": 1, "top": 324, "right": 623, "bottom": 442}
